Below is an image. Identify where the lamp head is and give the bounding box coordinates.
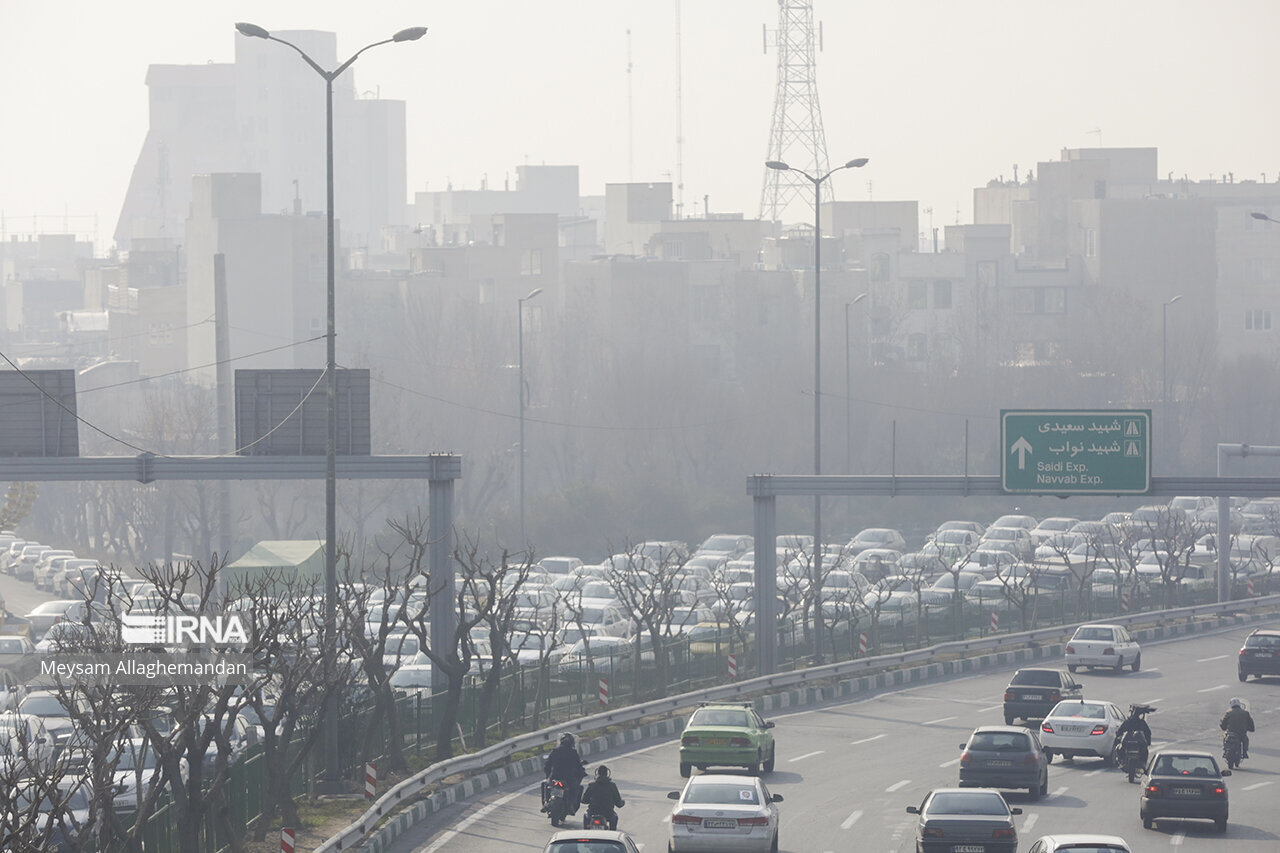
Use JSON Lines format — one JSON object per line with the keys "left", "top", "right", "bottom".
{"left": 523, "top": 287, "right": 544, "bottom": 301}
{"left": 394, "top": 26, "right": 429, "bottom": 42}
{"left": 1168, "top": 294, "right": 1183, "bottom": 306}
{"left": 845, "top": 158, "right": 870, "bottom": 169}
{"left": 765, "top": 161, "right": 790, "bottom": 171}
{"left": 235, "top": 22, "right": 270, "bottom": 39}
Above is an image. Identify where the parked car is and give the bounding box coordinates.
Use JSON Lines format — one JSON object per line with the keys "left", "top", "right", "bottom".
{"left": 678, "top": 702, "right": 776, "bottom": 777}
{"left": 845, "top": 528, "right": 908, "bottom": 555}
{"left": 1065, "top": 623, "right": 1141, "bottom": 673}
{"left": 31, "top": 551, "right": 75, "bottom": 591}
{"left": 979, "top": 527, "right": 1036, "bottom": 561}
{"left": 1140, "top": 750, "right": 1229, "bottom": 832}
{"left": 957, "top": 725, "right": 1049, "bottom": 799}
{"left": 1030, "top": 517, "right": 1082, "bottom": 546}
{"left": 19, "top": 600, "right": 81, "bottom": 643}
{"left": 694, "top": 534, "right": 753, "bottom": 560}
{"left": 906, "top": 788, "right": 1020, "bottom": 853}
{"left": 1003, "top": 667, "right": 1083, "bottom": 725}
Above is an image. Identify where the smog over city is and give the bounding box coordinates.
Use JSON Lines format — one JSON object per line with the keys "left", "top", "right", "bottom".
{"left": 3, "top": 2, "right": 1280, "bottom": 851}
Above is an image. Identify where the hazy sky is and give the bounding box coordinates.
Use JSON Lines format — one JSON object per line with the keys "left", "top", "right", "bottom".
{"left": 2, "top": 0, "right": 1278, "bottom": 251}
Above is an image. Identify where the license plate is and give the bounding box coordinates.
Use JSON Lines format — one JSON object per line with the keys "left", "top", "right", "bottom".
{"left": 987, "top": 760, "right": 1012, "bottom": 767}
{"left": 952, "top": 846, "right": 985, "bottom": 853}
{"left": 703, "top": 819, "right": 737, "bottom": 829}
{"left": 1021, "top": 692, "right": 1042, "bottom": 699}
{"left": 1172, "top": 787, "right": 1198, "bottom": 797}
{"left": 1255, "top": 652, "right": 1273, "bottom": 657}
{"left": 704, "top": 738, "right": 730, "bottom": 746}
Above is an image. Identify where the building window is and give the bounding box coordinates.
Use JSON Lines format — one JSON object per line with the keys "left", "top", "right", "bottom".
{"left": 664, "top": 240, "right": 684, "bottom": 259}
{"left": 933, "top": 280, "right": 952, "bottom": 309}
{"left": 1085, "top": 228, "right": 1097, "bottom": 258}
{"left": 907, "top": 281, "right": 928, "bottom": 309}
{"left": 1043, "top": 287, "right": 1066, "bottom": 314}
{"left": 1011, "top": 289, "right": 1036, "bottom": 314}
{"left": 871, "top": 253, "right": 891, "bottom": 282}
{"left": 1015, "top": 341, "right": 1036, "bottom": 364}
{"left": 521, "top": 248, "right": 542, "bottom": 276}
{"left": 1245, "top": 309, "right": 1272, "bottom": 331}
{"left": 906, "top": 333, "right": 927, "bottom": 360}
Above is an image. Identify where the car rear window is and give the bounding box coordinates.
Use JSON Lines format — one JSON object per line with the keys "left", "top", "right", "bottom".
{"left": 1051, "top": 701, "right": 1104, "bottom": 719}
{"left": 548, "top": 842, "right": 627, "bottom": 853}
{"left": 968, "top": 732, "right": 1030, "bottom": 751}
{"left": 684, "top": 783, "right": 760, "bottom": 805}
{"left": 1246, "top": 634, "right": 1280, "bottom": 648}
{"left": 690, "top": 709, "right": 749, "bottom": 728}
{"left": 1073, "top": 626, "right": 1115, "bottom": 641}
{"left": 1010, "top": 670, "right": 1060, "bottom": 686}
{"left": 928, "top": 792, "right": 1007, "bottom": 815}
{"left": 1151, "top": 754, "right": 1218, "bottom": 777}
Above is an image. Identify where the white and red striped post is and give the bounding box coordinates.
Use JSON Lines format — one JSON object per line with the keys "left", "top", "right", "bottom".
{"left": 280, "top": 828, "right": 296, "bottom": 853}
{"left": 727, "top": 654, "right": 737, "bottom": 679}
{"left": 858, "top": 632, "right": 868, "bottom": 655}
{"left": 364, "top": 761, "right": 377, "bottom": 800}
{"left": 989, "top": 611, "right": 999, "bottom": 633}
{"left": 1120, "top": 588, "right": 1131, "bottom": 612}
{"left": 598, "top": 677, "right": 610, "bottom": 706}
{"left": 1247, "top": 577, "right": 1256, "bottom": 596}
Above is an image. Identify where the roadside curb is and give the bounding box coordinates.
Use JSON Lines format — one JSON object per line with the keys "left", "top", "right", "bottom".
{"left": 352, "top": 608, "right": 1269, "bottom": 852}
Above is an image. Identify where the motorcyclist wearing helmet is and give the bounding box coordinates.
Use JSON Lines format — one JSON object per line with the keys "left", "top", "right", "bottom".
{"left": 1220, "top": 697, "right": 1255, "bottom": 758}
{"left": 582, "top": 764, "right": 625, "bottom": 830}
{"left": 543, "top": 733, "right": 588, "bottom": 813}
{"left": 1114, "top": 703, "right": 1154, "bottom": 766}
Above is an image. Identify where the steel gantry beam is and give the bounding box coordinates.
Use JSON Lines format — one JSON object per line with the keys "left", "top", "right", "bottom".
{"left": 748, "top": 473, "right": 1280, "bottom": 675}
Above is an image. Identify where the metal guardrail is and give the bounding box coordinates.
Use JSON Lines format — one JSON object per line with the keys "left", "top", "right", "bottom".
{"left": 315, "top": 593, "right": 1280, "bottom": 852}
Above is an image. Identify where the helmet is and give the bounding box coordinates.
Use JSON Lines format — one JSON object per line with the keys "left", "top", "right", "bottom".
{"left": 559, "top": 732, "right": 576, "bottom": 746}
{"left": 1229, "top": 697, "right": 1243, "bottom": 709}
{"left": 596, "top": 765, "right": 610, "bottom": 779}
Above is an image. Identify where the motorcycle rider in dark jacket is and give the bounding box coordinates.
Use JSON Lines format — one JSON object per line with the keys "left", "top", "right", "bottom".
{"left": 582, "top": 764, "right": 625, "bottom": 830}
{"left": 543, "top": 733, "right": 588, "bottom": 813}
{"left": 1220, "top": 698, "right": 1255, "bottom": 758}
{"left": 1114, "top": 703, "right": 1154, "bottom": 767}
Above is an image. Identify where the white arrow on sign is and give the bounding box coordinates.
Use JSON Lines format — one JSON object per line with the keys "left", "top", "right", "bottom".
{"left": 1010, "top": 436, "right": 1033, "bottom": 470}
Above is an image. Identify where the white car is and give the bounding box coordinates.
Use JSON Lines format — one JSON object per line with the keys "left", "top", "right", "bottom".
{"left": 1039, "top": 699, "right": 1127, "bottom": 764}
{"left": 1065, "top": 623, "right": 1142, "bottom": 672}
{"left": 542, "top": 829, "right": 642, "bottom": 853}
{"left": 1026, "top": 835, "right": 1132, "bottom": 853}
{"left": 667, "top": 773, "right": 783, "bottom": 853}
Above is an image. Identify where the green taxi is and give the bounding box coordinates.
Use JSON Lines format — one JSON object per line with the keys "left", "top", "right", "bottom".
{"left": 678, "top": 702, "right": 776, "bottom": 777}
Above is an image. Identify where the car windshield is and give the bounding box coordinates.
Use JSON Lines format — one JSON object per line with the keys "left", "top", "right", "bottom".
{"left": 390, "top": 668, "right": 432, "bottom": 688}
{"left": 19, "top": 695, "right": 69, "bottom": 716}
{"left": 967, "top": 732, "right": 1031, "bottom": 751}
{"left": 1010, "top": 670, "right": 1061, "bottom": 686}
{"left": 927, "top": 791, "right": 1008, "bottom": 815}
{"left": 701, "top": 536, "right": 740, "bottom": 552}
{"left": 684, "top": 782, "right": 760, "bottom": 804}
{"left": 0, "top": 639, "right": 28, "bottom": 654}
{"left": 115, "top": 744, "right": 159, "bottom": 772}
{"left": 1151, "top": 754, "right": 1219, "bottom": 777}
{"left": 690, "top": 708, "right": 749, "bottom": 728}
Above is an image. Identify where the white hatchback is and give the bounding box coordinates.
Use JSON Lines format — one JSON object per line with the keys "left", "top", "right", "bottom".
{"left": 1040, "top": 699, "right": 1126, "bottom": 764}
{"left": 667, "top": 773, "right": 782, "bottom": 853}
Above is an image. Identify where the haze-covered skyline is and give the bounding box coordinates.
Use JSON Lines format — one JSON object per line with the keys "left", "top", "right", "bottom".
{"left": 2, "top": 0, "right": 1278, "bottom": 249}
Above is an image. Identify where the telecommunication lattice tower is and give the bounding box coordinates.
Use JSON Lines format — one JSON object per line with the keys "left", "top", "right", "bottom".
{"left": 759, "top": 1, "right": 831, "bottom": 225}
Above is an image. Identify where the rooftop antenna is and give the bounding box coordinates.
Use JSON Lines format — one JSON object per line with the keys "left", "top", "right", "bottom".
{"left": 760, "top": 0, "right": 830, "bottom": 224}
{"left": 1087, "top": 127, "right": 1102, "bottom": 147}
{"left": 675, "top": 0, "right": 684, "bottom": 219}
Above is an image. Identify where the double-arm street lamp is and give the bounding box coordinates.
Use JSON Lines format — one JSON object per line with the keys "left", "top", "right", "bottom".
{"left": 235, "top": 21, "right": 426, "bottom": 790}
{"left": 765, "top": 156, "right": 868, "bottom": 663}
{"left": 518, "top": 287, "right": 544, "bottom": 544}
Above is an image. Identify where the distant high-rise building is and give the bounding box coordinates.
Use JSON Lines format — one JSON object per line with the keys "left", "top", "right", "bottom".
{"left": 115, "top": 31, "right": 407, "bottom": 253}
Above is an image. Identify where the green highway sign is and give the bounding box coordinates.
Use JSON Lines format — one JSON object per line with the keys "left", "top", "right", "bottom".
{"left": 1001, "top": 409, "right": 1151, "bottom": 495}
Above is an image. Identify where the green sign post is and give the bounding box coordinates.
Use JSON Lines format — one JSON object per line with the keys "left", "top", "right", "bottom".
{"left": 1001, "top": 409, "right": 1151, "bottom": 495}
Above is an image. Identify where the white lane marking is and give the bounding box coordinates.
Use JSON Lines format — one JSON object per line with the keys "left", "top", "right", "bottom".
{"left": 840, "top": 809, "right": 864, "bottom": 829}
{"left": 923, "top": 716, "right": 957, "bottom": 725}
{"left": 1083, "top": 769, "right": 1104, "bottom": 777}
{"left": 979, "top": 704, "right": 1003, "bottom": 712}
{"left": 886, "top": 779, "right": 911, "bottom": 792}
{"left": 1022, "top": 813, "right": 1039, "bottom": 832}
{"left": 1197, "top": 654, "right": 1229, "bottom": 662}
{"left": 1197, "top": 684, "right": 1228, "bottom": 693}
{"left": 851, "top": 734, "right": 885, "bottom": 746}
{"left": 1052, "top": 786, "right": 1068, "bottom": 797}
{"left": 1171, "top": 830, "right": 1186, "bottom": 845}
{"left": 1244, "top": 781, "right": 1274, "bottom": 791}
{"left": 421, "top": 782, "right": 539, "bottom": 853}
{"left": 939, "top": 758, "right": 961, "bottom": 768}
{"left": 1143, "top": 697, "right": 1165, "bottom": 705}
{"left": 789, "top": 750, "right": 824, "bottom": 762}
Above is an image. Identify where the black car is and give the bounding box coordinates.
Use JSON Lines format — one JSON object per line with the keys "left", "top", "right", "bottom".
{"left": 906, "top": 788, "right": 1021, "bottom": 853}
{"left": 1237, "top": 628, "right": 1280, "bottom": 681}
{"left": 1140, "top": 750, "right": 1229, "bottom": 832}
{"left": 1003, "top": 668, "right": 1083, "bottom": 725}
{"left": 958, "top": 726, "right": 1049, "bottom": 800}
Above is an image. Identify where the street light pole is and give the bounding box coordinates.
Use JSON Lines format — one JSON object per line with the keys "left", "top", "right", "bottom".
{"left": 518, "top": 287, "right": 543, "bottom": 545}
{"left": 1162, "top": 294, "right": 1183, "bottom": 454}
{"left": 765, "top": 157, "right": 868, "bottom": 664}
{"left": 236, "top": 21, "right": 426, "bottom": 790}
{"left": 844, "top": 293, "right": 867, "bottom": 475}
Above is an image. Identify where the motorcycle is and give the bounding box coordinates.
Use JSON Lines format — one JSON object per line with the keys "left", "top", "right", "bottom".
{"left": 1119, "top": 731, "right": 1148, "bottom": 783}
{"left": 582, "top": 799, "right": 624, "bottom": 831}
{"left": 541, "top": 778, "right": 569, "bottom": 827}
{"left": 1223, "top": 731, "right": 1244, "bottom": 770}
